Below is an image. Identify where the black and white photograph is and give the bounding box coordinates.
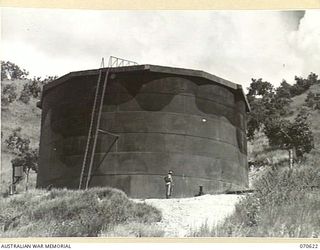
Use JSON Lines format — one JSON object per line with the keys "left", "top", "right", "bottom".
{"left": 1, "top": 6, "right": 320, "bottom": 240}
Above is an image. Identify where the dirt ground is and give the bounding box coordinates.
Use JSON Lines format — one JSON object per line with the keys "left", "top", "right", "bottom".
{"left": 134, "top": 194, "right": 242, "bottom": 237}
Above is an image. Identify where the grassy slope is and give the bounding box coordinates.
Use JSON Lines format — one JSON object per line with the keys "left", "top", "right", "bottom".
{"left": 1, "top": 79, "right": 41, "bottom": 192}
{"left": 0, "top": 187, "right": 163, "bottom": 237}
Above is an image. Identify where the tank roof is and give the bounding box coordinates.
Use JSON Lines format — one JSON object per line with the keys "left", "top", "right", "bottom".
{"left": 39, "top": 64, "right": 250, "bottom": 111}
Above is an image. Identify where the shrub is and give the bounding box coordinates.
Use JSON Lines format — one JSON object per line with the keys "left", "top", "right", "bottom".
{"left": 4, "top": 127, "right": 30, "bottom": 154}
{"left": 18, "top": 89, "right": 31, "bottom": 104}
{"left": 1, "top": 84, "right": 17, "bottom": 106}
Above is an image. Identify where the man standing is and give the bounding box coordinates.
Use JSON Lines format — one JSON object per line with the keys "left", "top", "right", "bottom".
{"left": 164, "top": 170, "right": 173, "bottom": 199}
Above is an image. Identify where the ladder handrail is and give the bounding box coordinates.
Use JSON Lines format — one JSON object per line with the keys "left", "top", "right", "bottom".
{"left": 85, "top": 68, "right": 110, "bottom": 189}
{"left": 78, "top": 69, "right": 103, "bottom": 189}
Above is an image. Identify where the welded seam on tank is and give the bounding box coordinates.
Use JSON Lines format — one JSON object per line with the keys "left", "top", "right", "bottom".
{"left": 41, "top": 131, "right": 246, "bottom": 153}
{"left": 46, "top": 110, "right": 246, "bottom": 134}
{"left": 46, "top": 174, "right": 246, "bottom": 187}
{"left": 51, "top": 152, "right": 247, "bottom": 168}
{"left": 41, "top": 135, "right": 246, "bottom": 156}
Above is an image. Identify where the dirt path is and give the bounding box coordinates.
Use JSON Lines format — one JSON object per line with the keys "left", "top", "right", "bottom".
{"left": 134, "top": 194, "right": 242, "bottom": 237}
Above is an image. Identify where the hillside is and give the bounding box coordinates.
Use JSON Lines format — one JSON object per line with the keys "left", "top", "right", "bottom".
{"left": 1, "top": 79, "right": 41, "bottom": 192}
{"left": 290, "top": 84, "right": 320, "bottom": 147}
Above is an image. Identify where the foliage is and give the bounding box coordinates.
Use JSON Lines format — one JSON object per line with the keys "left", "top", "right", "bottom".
{"left": 305, "top": 91, "right": 320, "bottom": 110}
{"left": 247, "top": 74, "right": 315, "bottom": 160}
{"left": 19, "top": 76, "right": 58, "bottom": 104}
{"left": 1, "top": 84, "right": 17, "bottom": 107}
{"left": 1, "top": 61, "right": 29, "bottom": 80}
{"left": 247, "top": 78, "right": 274, "bottom": 98}
{"left": 263, "top": 109, "right": 314, "bottom": 158}
{"left": 4, "top": 127, "right": 30, "bottom": 154}
{"left": 0, "top": 187, "right": 162, "bottom": 237}
{"left": 19, "top": 79, "right": 40, "bottom": 104}
{"left": 4, "top": 127, "right": 38, "bottom": 188}
{"left": 246, "top": 78, "right": 291, "bottom": 140}
{"left": 275, "top": 80, "right": 292, "bottom": 99}
{"left": 290, "top": 72, "right": 320, "bottom": 97}
{"left": 11, "top": 148, "right": 39, "bottom": 174}
{"left": 39, "top": 75, "right": 58, "bottom": 85}
{"left": 246, "top": 79, "right": 274, "bottom": 140}
{"left": 289, "top": 110, "right": 314, "bottom": 158}
{"left": 274, "top": 80, "right": 293, "bottom": 115}
{"left": 247, "top": 73, "right": 320, "bottom": 140}
{"left": 263, "top": 117, "right": 291, "bottom": 150}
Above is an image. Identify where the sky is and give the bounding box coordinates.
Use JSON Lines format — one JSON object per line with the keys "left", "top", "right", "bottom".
{"left": 1, "top": 8, "right": 320, "bottom": 90}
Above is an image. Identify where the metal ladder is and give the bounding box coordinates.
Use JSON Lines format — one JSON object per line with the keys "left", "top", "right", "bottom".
{"left": 78, "top": 56, "right": 138, "bottom": 190}
{"left": 78, "top": 68, "right": 110, "bottom": 190}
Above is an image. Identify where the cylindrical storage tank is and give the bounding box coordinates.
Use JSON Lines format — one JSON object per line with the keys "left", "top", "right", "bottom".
{"left": 36, "top": 65, "right": 250, "bottom": 198}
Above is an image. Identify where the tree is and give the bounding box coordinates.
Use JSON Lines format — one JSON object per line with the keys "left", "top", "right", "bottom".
{"left": 246, "top": 79, "right": 279, "bottom": 140}
{"left": 247, "top": 78, "right": 274, "bottom": 99}
{"left": 11, "top": 148, "right": 38, "bottom": 191}
{"left": 5, "top": 127, "right": 38, "bottom": 191}
{"left": 290, "top": 109, "right": 314, "bottom": 158}
{"left": 246, "top": 97, "right": 268, "bottom": 140}
{"left": 5, "top": 127, "right": 30, "bottom": 154}
{"left": 263, "top": 109, "right": 314, "bottom": 167}
{"left": 1, "top": 83, "right": 17, "bottom": 106}
{"left": 1, "top": 61, "right": 29, "bottom": 80}
{"left": 275, "top": 80, "right": 292, "bottom": 99}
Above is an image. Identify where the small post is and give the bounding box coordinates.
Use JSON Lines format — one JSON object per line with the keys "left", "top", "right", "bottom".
{"left": 289, "top": 149, "right": 294, "bottom": 169}
{"left": 9, "top": 184, "right": 15, "bottom": 195}
{"left": 196, "top": 185, "right": 204, "bottom": 196}
{"left": 199, "top": 186, "right": 204, "bottom": 195}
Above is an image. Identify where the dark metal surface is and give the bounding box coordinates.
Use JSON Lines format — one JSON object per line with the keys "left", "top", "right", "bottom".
{"left": 36, "top": 66, "right": 249, "bottom": 198}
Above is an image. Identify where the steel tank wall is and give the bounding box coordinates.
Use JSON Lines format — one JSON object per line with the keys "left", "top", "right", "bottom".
{"left": 37, "top": 70, "right": 248, "bottom": 198}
